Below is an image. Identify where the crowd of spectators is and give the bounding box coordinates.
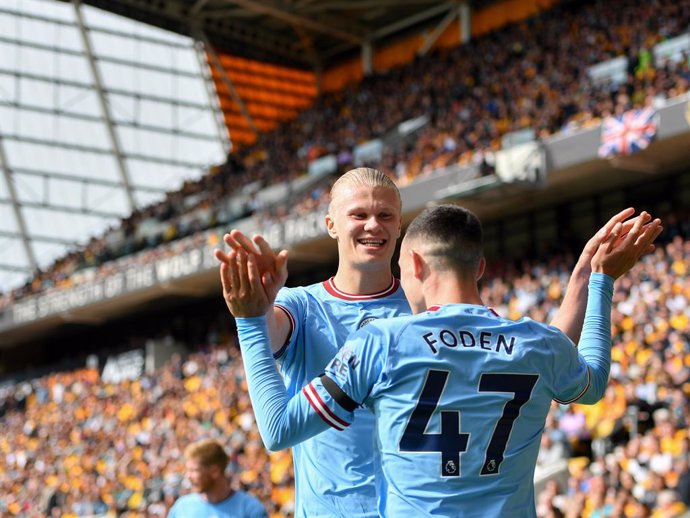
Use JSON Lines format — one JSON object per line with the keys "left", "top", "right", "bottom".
{"left": 524, "top": 231, "right": 690, "bottom": 518}
{"left": 0, "top": 215, "right": 688, "bottom": 517}
{"left": 2, "top": 0, "right": 690, "bottom": 309}
{"left": 0, "top": 342, "right": 295, "bottom": 518}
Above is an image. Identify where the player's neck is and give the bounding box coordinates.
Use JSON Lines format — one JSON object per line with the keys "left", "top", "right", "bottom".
{"left": 424, "top": 277, "right": 483, "bottom": 308}
{"left": 332, "top": 264, "right": 394, "bottom": 295}
{"left": 204, "top": 480, "right": 234, "bottom": 504}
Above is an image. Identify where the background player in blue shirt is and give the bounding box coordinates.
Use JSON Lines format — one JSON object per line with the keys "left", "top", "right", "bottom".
{"left": 216, "top": 168, "right": 642, "bottom": 517}
{"left": 228, "top": 204, "right": 661, "bottom": 517}
{"left": 167, "top": 439, "right": 267, "bottom": 518}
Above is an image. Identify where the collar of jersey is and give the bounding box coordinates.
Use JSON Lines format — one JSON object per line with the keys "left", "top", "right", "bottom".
{"left": 426, "top": 304, "right": 500, "bottom": 317}
{"left": 323, "top": 276, "right": 400, "bottom": 300}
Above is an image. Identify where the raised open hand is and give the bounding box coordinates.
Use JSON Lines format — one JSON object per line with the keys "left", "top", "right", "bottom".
{"left": 214, "top": 229, "right": 288, "bottom": 305}
{"left": 591, "top": 211, "right": 663, "bottom": 280}
{"left": 218, "top": 249, "right": 272, "bottom": 318}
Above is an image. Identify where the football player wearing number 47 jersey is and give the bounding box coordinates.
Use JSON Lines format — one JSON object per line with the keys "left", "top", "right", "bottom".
{"left": 232, "top": 205, "right": 661, "bottom": 517}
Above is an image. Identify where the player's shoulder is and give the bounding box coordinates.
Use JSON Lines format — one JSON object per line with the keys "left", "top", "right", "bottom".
{"left": 513, "top": 316, "right": 574, "bottom": 347}
{"left": 231, "top": 490, "right": 266, "bottom": 513}
{"left": 279, "top": 280, "right": 333, "bottom": 301}
{"left": 233, "top": 489, "right": 263, "bottom": 503}
{"left": 234, "top": 489, "right": 262, "bottom": 501}
{"left": 359, "top": 312, "right": 416, "bottom": 337}
{"left": 517, "top": 316, "right": 566, "bottom": 334}
{"left": 275, "top": 284, "right": 312, "bottom": 310}
{"left": 175, "top": 492, "right": 202, "bottom": 502}
{"left": 277, "top": 284, "right": 309, "bottom": 297}
{"left": 169, "top": 492, "right": 203, "bottom": 510}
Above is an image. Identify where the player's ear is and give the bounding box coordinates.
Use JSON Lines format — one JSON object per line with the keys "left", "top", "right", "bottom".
{"left": 411, "top": 250, "right": 425, "bottom": 281}
{"left": 476, "top": 257, "right": 486, "bottom": 282}
{"left": 325, "top": 214, "right": 337, "bottom": 240}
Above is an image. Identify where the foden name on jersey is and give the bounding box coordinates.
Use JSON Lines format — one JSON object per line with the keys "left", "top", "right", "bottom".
{"left": 422, "top": 329, "right": 516, "bottom": 356}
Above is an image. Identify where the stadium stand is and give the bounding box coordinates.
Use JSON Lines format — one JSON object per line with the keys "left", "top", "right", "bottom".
{"left": 2, "top": 0, "right": 690, "bottom": 308}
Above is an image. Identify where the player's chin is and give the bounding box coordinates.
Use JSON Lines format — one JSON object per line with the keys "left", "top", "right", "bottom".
{"left": 359, "top": 250, "right": 392, "bottom": 263}
{"left": 358, "top": 242, "right": 391, "bottom": 256}
{"left": 357, "top": 251, "right": 394, "bottom": 269}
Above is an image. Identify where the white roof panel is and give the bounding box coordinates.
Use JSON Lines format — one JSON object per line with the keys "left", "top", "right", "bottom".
{"left": 0, "top": 203, "right": 18, "bottom": 232}
{"left": 0, "top": 1, "right": 225, "bottom": 292}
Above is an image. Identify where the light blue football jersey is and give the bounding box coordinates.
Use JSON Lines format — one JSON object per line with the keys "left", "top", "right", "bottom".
{"left": 167, "top": 490, "right": 266, "bottom": 518}
{"left": 272, "top": 277, "right": 410, "bottom": 518}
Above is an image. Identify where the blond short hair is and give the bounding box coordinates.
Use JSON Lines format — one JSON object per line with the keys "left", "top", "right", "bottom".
{"left": 329, "top": 168, "right": 401, "bottom": 215}
{"left": 184, "top": 439, "right": 229, "bottom": 471}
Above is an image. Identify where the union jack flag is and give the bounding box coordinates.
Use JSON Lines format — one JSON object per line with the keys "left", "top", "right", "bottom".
{"left": 598, "top": 107, "right": 658, "bottom": 158}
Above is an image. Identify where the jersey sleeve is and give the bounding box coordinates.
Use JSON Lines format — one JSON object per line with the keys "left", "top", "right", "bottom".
{"left": 548, "top": 328, "right": 590, "bottom": 404}
{"left": 273, "top": 286, "right": 306, "bottom": 363}
{"left": 553, "top": 272, "right": 614, "bottom": 404}
{"left": 235, "top": 315, "right": 350, "bottom": 451}
{"left": 316, "top": 323, "right": 388, "bottom": 413}
{"left": 572, "top": 272, "right": 614, "bottom": 404}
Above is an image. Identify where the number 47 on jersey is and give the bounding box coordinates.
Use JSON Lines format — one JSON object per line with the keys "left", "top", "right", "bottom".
{"left": 399, "top": 370, "right": 539, "bottom": 477}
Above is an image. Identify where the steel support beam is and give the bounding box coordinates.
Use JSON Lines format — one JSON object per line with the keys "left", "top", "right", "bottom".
{"left": 190, "top": 0, "right": 211, "bottom": 16}
{"left": 459, "top": 2, "right": 471, "bottom": 44}
{"left": 225, "top": 0, "right": 363, "bottom": 44}
{"left": 0, "top": 68, "right": 212, "bottom": 112}
{"left": 361, "top": 40, "right": 373, "bottom": 76}
{"left": 373, "top": 2, "right": 454, "bottom": 40}
{"left": 0, "top": 263, "right": 32, "bottom": 273}
{"left": 0, "top": 230, "right": 79, "bottom": 246}
{"left": 0, "top": 134, "right": 37, "bottom": 271}
{"left": 73, "top": 0, "right": 136, "bottom": 212}
{"left": 199, "top": 7, "right": 261, "bottom": 18}
{"left": 418, "top": 6, "right": 458, "bottom": 55}
{"left": 0, "top": 34, "right": 199, "bottom": 79}
{"left": 1, "top": 134, "right": 207, "bottom": 170}
{"left": 76, "top": 0, "right": 308, "bottom": 65}
{"left": 0, "top": 100, "right": 217, "bottom": 143}
{"left": 0, "top": 6, "right": 192, "bottom": 49}
{"left": 0, "top": 198, "right": 124, "bottom": 219}
{"left": 304, "top": 0, "right": 443, "bottom": 10}
{"left": 10, "top": 167, "right": 164, "bottom": 195}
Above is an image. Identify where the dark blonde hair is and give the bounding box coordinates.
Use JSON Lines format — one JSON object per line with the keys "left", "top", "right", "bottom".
{"left": 404, "top": 204, "right": 483, "bottom": 274}
{"left": 184, "top": 439, "right": 229, "bottom": 471}
{"left": 329, "top": 168, "right": 401, "bottom": 215}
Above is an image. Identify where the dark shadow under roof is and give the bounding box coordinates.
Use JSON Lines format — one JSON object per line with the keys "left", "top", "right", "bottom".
{"left": 76, "top": 0, "right": 500, "bottom": 69}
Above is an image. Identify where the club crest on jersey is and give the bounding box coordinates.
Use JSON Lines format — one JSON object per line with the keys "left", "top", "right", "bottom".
{"left": 359, "top": 317, "right": 378, "bottom": 329}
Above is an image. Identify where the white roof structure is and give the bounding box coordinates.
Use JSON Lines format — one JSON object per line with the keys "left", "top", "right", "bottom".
{"left": 0, "top": 0, "right": 228, "bottom": 292}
